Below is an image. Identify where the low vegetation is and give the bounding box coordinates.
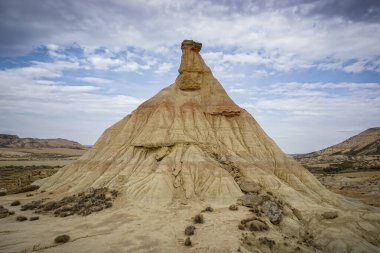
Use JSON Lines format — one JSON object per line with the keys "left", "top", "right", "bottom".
{"left": 229, "top": 204, "right": 238, "bottom": 211}
{"left": 0, "top": 205, "right": 14, "bottom": 218}
{"left": 16, "top": 215, "right": 27, "bottom": 222}
{"left": 184, "top": 237, "right": 192, "bottom": 246}
{"left": 15, "top": 185, "right": 40, "bottom": 194}
{"left": 20, "top": 187, "right": 118, "bottom": 217}
{"left": 201, "top": 206, "right": 213, "bottom": 212}
{"left": 54, "top": 234, "right": 70, "bottom": 244}
{"left": 193, "top": 214, "right": 204, "bottom": 224}
{"left": 184, "top": 225, "right": 196, "bottom": 236}
{"left": 10, "top": 200, "right": 21, "bottom": 206}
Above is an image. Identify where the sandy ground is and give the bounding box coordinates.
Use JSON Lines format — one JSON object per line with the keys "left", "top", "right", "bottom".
{"left": 0, "top": 148, "right": 86, "bottom": 157}
{"left": 0, "top": 193, "right": 249, "bottom": 253}
{"left": 0, "top": 159, "right": 77, "bottom": 167}
{"left": 317, "top": 171, "right": 380, "bottom": 207}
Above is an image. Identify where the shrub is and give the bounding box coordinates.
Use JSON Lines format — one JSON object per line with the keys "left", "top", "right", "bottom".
{"left": 54, "top": 234, "right": 70, "bottom": 244}
{"left": 10, "top": 200, "right": 21, "bottom": 206}
{"left": 229, "top": 204, "right": 238, "bottom": 211}
{"left": 193, "top": 214, "right": 204, "bottom": 224}
{"left": 15, "top": 185, "right": 40, "bottom": 194}
{"left": 29, "top": 216, "right": 39, "bottom": 221}
{"left": 110, "top": 190, "right": 118, "bottom": 197}
{"left": 16, "top": 215, "right": 27, "bottom": 222}
{"left": 184, "top": 237, "right": 192, "bottom": 246}
{"left": 184, "top": 225, "right": 196, "bottom": 236}
{"left": 202, "top": 206, "right": 213, "bottom": 212}
{"left": 20, "top": 200, "right": 42, "bottom": 211}
{"left": 259, "top": 237, "right": 276, "bottom": 249}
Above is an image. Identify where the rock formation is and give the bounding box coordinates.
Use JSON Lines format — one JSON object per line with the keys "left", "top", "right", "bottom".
{"left": 34, "top": 40, "right": 380, "bottom": 252}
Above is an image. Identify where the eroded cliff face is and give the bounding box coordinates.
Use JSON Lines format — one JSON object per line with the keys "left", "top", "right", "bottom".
{"left": 34, "top": 40, "right": 380, "bottom": 253}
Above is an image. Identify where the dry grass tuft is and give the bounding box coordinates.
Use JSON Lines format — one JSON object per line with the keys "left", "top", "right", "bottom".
{"left": 184, "top": 237, "right": 192, "bottom": 246}
{"left": 193, "top": 214, "right": 204, "bottom": 224}
{"left": 184, "top": 225, "right": 196, "bottom": 236}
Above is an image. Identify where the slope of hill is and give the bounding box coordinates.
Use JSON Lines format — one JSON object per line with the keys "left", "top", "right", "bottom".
{"left": 0, "top": 134, "right": 87, "bottom": 158}
{"left": 0, "top": 135, "right": 88, "bottom": 193}
{"left": 306, "top": 128, "right": 380, "bottom": 157}
{"left": 0, "top": 134, "right": 86, "bottom": 150}
{"left": 294, "top": 128, "right": 380, "bottom": 173}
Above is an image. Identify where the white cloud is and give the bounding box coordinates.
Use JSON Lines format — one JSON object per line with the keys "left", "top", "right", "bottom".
{"left": 343, "top": 60, "right": 367, "bottom": 73}
{"left": 0, "top": 61, "right": 143, "bottom": 114}
{"left": 234, "top": 82, "right": 380, "bottom": 153}
{"left": 87, "top": 55, "right": 124, "bottom": 70}
{"left": 115, "top": 61, "right": 151, "bottom": 73}
{"left": 1, "top": 1, "right": 379, "bottom": 73}
{"left": 154, "top": 62, "right": 173, "bottom": 74}
{"left": 77, "top": 77, "right": 112, "bottom": 84}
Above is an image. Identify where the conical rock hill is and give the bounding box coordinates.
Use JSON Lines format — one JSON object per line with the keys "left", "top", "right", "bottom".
{"left": 35, "top": 40, "right": 380, "bottom": 252}
{"left": 36, "top": 40, "right": 319, "bottom": 205}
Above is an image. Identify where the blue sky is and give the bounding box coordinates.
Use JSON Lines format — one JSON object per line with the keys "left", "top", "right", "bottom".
{"left": 0, "top": 0, "right": 379, "bottom": 153}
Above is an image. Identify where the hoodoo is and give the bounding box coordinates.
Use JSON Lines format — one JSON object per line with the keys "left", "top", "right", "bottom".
{"left": 35, "top": 40, "right": 380, "bottom": 252}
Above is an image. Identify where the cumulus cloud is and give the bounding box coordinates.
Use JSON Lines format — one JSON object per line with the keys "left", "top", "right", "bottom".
{"left": 0, "top": 60, "right": 144, "bottom": 144}
{"left": 155, "top": 62, "right": 173, "bottom": 74}
{"left": 0, "top": 0, "right": 379, "bottom": 73}
{"left": 77, "top": 77, "right": 112, "bottom": 84}
{"left": 230, "top": 82, "right": 380, "bottom": 153}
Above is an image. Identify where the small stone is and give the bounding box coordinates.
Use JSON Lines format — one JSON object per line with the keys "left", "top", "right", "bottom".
{"left": 246, "top": 219, "right": 269, "bottom": 231}
{"left": 16, "top": 215, "right": 27, "bottom": 222}
{"left": 10, "top": 200, "right": 21, "bottom": 206}
{"left": 54, "top": 234, "right": 70, "bottom": 244}
{"left": 237, "top": 193, "right": 263, "bottom": 208}
{"left": 0, "top": 188, "right": 7, "bottom": 196}
{"left": 0, "top": 206, "right": 10, "bottom": 218}
{"left": 229, "top": 204, "right": 238, "bottom": 211}
{"left": 322, "top": 211, "right": 338, "bottom": 219}
{"left": 29, "top": 216, "right": 39, "bottom": 221}
{"left": 239, "top": 181, "right": 261, "bottom": 193}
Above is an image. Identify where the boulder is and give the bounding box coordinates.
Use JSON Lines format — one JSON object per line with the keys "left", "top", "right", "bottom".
{"left": 246, "top": 219, "right": 269, "bottom": 231}
{"left": 237, "top": 193, "right": 263, "bottom": 208}
{"left": 0, "top": 188, "right": 7, "bottom": 196}
{"left": 263, "top": 201, "right": 282, "bottom": 225}
{"left": 239, "top": 181, "right": 261, "bottom": 193}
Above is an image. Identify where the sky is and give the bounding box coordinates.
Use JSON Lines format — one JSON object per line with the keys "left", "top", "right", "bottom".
{"left": 0, "top": 0, "right": 379, "bottom": 154}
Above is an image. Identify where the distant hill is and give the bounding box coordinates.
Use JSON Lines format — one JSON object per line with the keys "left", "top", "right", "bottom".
{"left": 0, "top": 134, "right": 87, "bottom": 158}
{"left": 0, "top": 134, "right": 86, "bottom": 150}
{"left": 303, "top": 128, "right": 380, "bottom": 157}
{"left": 294, "top": 128, "right": 380, "bottom": 173}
